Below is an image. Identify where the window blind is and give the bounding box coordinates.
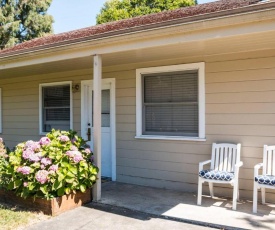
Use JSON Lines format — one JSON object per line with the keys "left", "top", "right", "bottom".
{"left": 42, "top": 85, "right": 70, "bottom": 132}
{"left": 143, "top": 70, "right": 198, "bottom": 136}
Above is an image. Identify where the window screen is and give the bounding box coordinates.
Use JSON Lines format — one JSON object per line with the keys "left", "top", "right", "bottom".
{"left": 42, "top": 85, "right": 71, "bottom": 132}
{"left": 143, "top": 70, "right": 198, "bottom": 137}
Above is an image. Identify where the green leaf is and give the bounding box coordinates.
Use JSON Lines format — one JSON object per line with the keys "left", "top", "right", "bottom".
{"left": 66, "top": 171, "right": 75, "bottom": 178}
{"left": 53, "top": 180, "right": 63, "bottom": 190}
{"left": 58, "top": 174, "right": 65, "bottom": 182}
{"left": 89, "top": 175, "right": 96, "bottom": 181}
{"left": 64, "top": 187, "right": 71, "bottom": 195}
{"left": 65, "top": 178, "right": 75, "bottom": 184}
{"left": 28, "top": 182, "right": 35, "bottom": 191}
{"left": 68, "top": 166, "right": 77, "bottom": 175}
{"left": 40, "top": 186, "right": 48, "bottom": 195}
{"left": 14, "top": 179, "right": 22, "bottom": 188}
{"left": 57, "top": 187, "right": 65, "bottom": 197}
{"left": 80, "top": 184, "right": 86, "bottom": 193}
{"left": 8, "top": 181, "right": 14, "bottom": 190}
{"left": 61, "top": 161, "right": 69, "bottom": 168}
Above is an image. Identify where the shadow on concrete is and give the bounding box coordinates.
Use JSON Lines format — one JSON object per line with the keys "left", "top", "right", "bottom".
{"left": 96, "top": 181, "right": 275, "bottom": 230}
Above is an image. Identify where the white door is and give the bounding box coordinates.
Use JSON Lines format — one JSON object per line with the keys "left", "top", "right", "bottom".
{"left": 81, "top": 79, "right": 115, "bottom": 179}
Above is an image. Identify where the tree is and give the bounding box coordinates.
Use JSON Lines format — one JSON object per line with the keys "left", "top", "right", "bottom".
{"left": 0, "top": 0, "right": 53, "bottom": 50}
{"left": 96, "top": 0, "right": 197, "bottom": 24}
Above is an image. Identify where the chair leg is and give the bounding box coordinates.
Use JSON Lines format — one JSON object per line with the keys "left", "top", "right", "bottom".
{"left": 261, "top": 188, "right": 265, "bottom": 204}
{"left": 253, "top": 182, "right": 258, "bottom": 213}
{"left": 209, "top": 182, "right": 214, "bottom": 198}
{"left": 197, "top": 178, "right": 203, "bottom": 205}
{"left": 237, "top": 188, "right": 240, "bottom": 202}
{"left": 232, "top": 182, "right": 238, "bottom": 210}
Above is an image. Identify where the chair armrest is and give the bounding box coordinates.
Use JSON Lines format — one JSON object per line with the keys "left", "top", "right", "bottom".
{"left": 254, "top": 163, "right": 263, "bottom": 177}
{"left": 235, "top": 161, "right": 243, "bottom": 168}
{"left": 234, "top": 161, "right": 243, "bottom": 176}
{"left": 199, "top": 159, "right": 211, "bottom": 171}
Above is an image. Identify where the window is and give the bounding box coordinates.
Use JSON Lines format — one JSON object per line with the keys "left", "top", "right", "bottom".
{"left": 39, "top": 82, "right": 72, "bottom": 134}
{"left": 136, "top": 63, "right": 205, "bottom": 141}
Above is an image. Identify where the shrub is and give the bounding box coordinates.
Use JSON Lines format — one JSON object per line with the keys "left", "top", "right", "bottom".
{"left": 0, "top": 130, "right": 99, "bottom": 199}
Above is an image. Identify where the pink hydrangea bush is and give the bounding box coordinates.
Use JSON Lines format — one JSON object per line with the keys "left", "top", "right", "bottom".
{"left": 0, "top": 130, "right": 98, "bottom": 199}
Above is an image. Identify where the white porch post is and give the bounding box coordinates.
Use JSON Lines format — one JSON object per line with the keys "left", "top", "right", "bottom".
{"left": 92, "top": 54, "right": 102, "bottom": 201}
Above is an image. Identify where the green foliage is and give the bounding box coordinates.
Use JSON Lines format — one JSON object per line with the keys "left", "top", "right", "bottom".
{"left": 96, "top": 0, "right": 197, "bottom": 24}
{"left": 0, "top": 129, "right": 99, "bottom": 199}
{"left": 0, "top": 0, "right": 54, "bottom": 49}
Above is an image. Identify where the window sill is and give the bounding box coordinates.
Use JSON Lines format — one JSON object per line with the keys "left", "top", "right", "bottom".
{"left": 135, "top": 135, "right": 206, "bottom": 141}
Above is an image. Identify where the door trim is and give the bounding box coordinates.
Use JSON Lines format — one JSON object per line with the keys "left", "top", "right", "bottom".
{"left": 81, "top": 78, "right": 116, "bottom": 181}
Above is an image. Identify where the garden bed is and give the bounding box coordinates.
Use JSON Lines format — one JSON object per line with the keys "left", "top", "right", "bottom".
{"left": 0, "top": 189, "right": 92, "bottom": 216}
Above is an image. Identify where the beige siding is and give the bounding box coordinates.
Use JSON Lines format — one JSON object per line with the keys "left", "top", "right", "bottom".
{"left": 1, "top": 50, "right": 275, "bottom": 201}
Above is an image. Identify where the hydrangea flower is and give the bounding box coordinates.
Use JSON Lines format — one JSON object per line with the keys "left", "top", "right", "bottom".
{"left": 22, "top": 149, "right": 34, "bottom": 159}
{"left": 59, "top": 135, "right": 70, "bottom": 142}
{"left": 25, "top": 140, "right": 35, "bottom": 149}
{"left": 71, "top": 138, "right": 76, "bottom": 144}
{"left": 49, "top": 165, "right": 58, "bottom": 173}
{"left": 66, "top": 151, "right": 75, "bottom": 158}
{"left": 41, "top": 157, "right": 52, "bottom": 166}
{"left": 23, "top": 182, "right": 28, "bottom": 187}
{"left": 29, "top": 153, "right": 41, "bottom": 162}
{"left": 31, "top": 142, "right": 41, "bottom": 152}
{"left": 73, "top": 154, "right": 83, "bottom": 163}
{"left": 90, "top": 156, "right": 94, "bottom": 163}
{"left": 66, "top": 150, "right": 83, "bottom": 163}
{"left": 39, "top": 137, "right": 51, "bottom": 146}
{"left": 17, "top": 166, "right": 31, "bottom": 175}
{"left": 35, "top": 170, "right": 49, "bottom": 184}
{"left": 70, "top": 145, "right": 78, "bottom": 151}
{"left": 84, "top": 148, "right": 91, "bottom": 154}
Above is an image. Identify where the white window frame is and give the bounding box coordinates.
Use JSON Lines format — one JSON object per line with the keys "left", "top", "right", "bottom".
{"left": 136, "top": 63, "right": 205, "bottom": 141}
{"left": 39, "top": 81, "right": 73, "bottom": 135}
{"left": 0, "top": 88, "right": 2, "bottom": 133}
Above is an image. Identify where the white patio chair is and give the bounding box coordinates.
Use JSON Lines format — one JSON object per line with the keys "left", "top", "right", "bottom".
{"left": 197, "top": 143, "right": 242, "bottom": 210}
{"left": 253, "top": 145, "right": 275, "bottom": 213}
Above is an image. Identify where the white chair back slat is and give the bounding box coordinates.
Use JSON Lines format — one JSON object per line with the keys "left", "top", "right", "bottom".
{"left": 227, "top": 147, "right": 232, "bottom": 172}
{"left": 223, "top": 147, "right": 228, "bottom": 171}
{"left": 267, "top": 149, "right": 272, "bottom": 175}
{"left": 263, "top": 145, "right": 267, "bottom": 175}
{"left": 214, "top": 147, "right": 220, "bottom": 171}
{"left": 231, "top": 148, "right": 237, "bottom": 172}
{"left": 219, "top": 147, "right": 224, "bottom": 171}
{"left": 210, "top": 143, "right": 216, "bottom": 170}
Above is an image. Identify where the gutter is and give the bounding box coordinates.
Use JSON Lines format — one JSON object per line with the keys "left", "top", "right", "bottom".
{"left": 1, "top": 1, "right": 275, "bottom": 59}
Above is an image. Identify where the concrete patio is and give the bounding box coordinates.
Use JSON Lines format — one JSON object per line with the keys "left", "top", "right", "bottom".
{"left": 98, "top": 182, "right": 275, "bottom": 230}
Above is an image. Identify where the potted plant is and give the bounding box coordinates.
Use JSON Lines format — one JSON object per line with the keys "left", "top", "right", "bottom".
{"left": 0, "top": 130, "right": 99, "bottom": 215}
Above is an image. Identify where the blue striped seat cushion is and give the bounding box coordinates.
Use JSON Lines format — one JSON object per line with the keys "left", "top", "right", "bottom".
{"left": 199, "top": 169, "right": 234, "bottom": 181}
{"left": 255, "top": 175, "right": 275, "bottom": 186}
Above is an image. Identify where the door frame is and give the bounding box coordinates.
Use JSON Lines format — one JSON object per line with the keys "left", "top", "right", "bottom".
{"left": 81, "top": 78, "right": 116, "bottom": 181}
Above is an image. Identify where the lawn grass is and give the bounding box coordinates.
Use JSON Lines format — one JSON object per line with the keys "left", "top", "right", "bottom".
{"left": 0, "top": 203, "right": 48, "bottom": 230}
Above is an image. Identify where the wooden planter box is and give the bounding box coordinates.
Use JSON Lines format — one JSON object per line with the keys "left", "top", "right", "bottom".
{"left": 0, "top": 189, "right": 92, "bottom": 216}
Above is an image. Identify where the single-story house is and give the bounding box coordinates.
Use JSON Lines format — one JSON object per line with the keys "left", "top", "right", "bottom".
{"left": 1, "top": 0, "right": 275, "bottom": 201}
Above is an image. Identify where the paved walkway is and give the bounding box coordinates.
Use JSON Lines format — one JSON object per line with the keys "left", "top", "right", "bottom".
{"left": 28, "top": 202, "right": 210, "bottom": 230}
{"left": 28, "top": 182, "right": 275, "bottom": 230}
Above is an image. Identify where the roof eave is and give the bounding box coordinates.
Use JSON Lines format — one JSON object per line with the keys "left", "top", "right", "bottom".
{"left": 1, "top": 1, "right": 275, "bottom": 59}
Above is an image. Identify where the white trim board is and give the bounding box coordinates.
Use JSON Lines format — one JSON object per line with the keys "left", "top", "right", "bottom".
{"left": 81, "top": 78, "right": 116, "bottom": 181}
{"left": 136, "top": 62, "right": 205, "bottom": 140}
{"left": 39, "top": 81, "right": 73, "bottom": 135}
